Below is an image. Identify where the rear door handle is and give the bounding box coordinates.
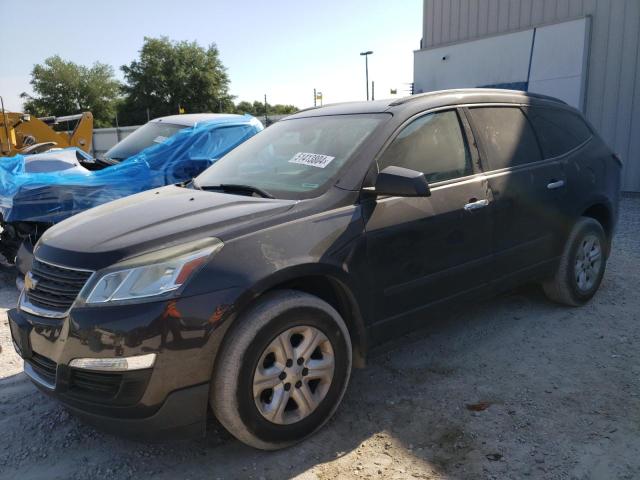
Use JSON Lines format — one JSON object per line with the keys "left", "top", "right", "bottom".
{"left": 547, "top": 180, "right": 565, "bottom": 190}
{"left": 464, "top": 199, "right": 489, "bottom": 211}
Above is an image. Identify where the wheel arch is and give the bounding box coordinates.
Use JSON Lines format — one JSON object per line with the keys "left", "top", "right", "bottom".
{"left": 227, "top": 264, "right": 369, "bottom": 369}
{"left": 580, "top": 199, "right": 615, "bottom": 253}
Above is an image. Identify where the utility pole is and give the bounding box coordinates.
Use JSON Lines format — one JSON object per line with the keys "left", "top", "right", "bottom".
{"left": 0, "top": 96, "right": 10, "bottom": 154}
{"left": 360, "top": 51, "right": 373, "bottom": 100}
{"left": 264, "top": 94, "right": 268, "bottom": 125}
{"left": 314, "top": 88, "right": 317, "bottom": 107}
{"left": 115, "top": 112, "right": 120, "bottom": 142}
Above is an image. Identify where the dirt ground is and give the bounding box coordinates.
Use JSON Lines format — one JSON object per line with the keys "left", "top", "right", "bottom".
{"left": 1, "top": 197, "right": 639, "bottom": 480}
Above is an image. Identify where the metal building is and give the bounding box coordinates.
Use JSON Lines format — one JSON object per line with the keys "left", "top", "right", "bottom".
{"left": 414, "top": 0, "right": 640, "bottom": 192}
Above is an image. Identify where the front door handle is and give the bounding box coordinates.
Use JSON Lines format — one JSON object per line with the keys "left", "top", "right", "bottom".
{"left": 547, "top": 180, "right": 565, "bottom": 190}
{"left": 464, "top": 199, "right": 489, "bottom": 211}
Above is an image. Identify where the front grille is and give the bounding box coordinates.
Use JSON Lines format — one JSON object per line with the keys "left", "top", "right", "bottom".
{"left": 28, "top": 352, "right": 57, "bottom": 385}
{"left": 25, "top": 259, "right": 93, "bottom": 312}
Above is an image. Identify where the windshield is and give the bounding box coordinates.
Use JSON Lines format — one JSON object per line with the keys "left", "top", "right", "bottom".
{"left": 104, "top": 122, "right": 186, "bottom": 161}
{"left": 195, "top": 114, "right": 387, "bottom": 199}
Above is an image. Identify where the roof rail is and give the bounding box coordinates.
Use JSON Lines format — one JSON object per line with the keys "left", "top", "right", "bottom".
{"left": 389, "top": 88, "right": 567, "bottom": 107}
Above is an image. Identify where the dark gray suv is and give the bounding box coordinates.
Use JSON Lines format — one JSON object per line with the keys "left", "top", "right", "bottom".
{"left": 9, "top": 89, "right": 620, "bottom": 450}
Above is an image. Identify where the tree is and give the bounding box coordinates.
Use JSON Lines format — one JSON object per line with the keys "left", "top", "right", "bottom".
{"left": 20, "top": 56, "right": 120, "bottom": 127}
{"left": 119, "top": 37, "right": 234, "bottom": 125}
{"left": 270, "top": 104, "right": 298, "bottom": 115}
{"left": 234, "top": 101, "right": 298, "bottom": 117}
{"left": 234, "top": 101, "right": 254, "bottom": 115}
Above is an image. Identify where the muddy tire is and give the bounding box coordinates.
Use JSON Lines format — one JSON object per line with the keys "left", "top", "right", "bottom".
{"left": 210, "top": 290, "right": 352, "bottom": 450}
{"left": 543, "top": 217, "right": 608, "bottom": 306}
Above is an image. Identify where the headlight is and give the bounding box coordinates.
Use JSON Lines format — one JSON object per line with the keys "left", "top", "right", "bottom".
{"left": 84, "top": 238, "right": 223, "bottom": 304}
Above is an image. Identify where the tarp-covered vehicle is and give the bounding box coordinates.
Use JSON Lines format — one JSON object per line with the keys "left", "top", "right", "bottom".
{"left": 0, "top": 113, "right": 263, "bottom": 270}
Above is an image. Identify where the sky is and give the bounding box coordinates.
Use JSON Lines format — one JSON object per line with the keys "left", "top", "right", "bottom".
{"left": 0, "top": 0, "right": 422, "bottom": 112}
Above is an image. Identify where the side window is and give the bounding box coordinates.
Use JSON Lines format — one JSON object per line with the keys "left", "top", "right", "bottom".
{"left": 525, "top": 107, "right": 592, "bottom": 158}
{"left": 378, "top": 110, "right": 472, "bottom": 183}
{"left": 468, "top": 106, "right": 542, "bottom": 170}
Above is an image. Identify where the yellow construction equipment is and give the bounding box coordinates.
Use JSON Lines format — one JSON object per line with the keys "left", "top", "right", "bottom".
{"left": 0, "top": 97, "right": 93, "bottom": 156}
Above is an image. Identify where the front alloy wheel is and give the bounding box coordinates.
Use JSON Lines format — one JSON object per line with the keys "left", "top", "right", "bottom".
{"left": 211, "top": 290, "right": 352, "bottom": 450}
{"left": 253, "top": 326, "right": 335, "bottom": 425}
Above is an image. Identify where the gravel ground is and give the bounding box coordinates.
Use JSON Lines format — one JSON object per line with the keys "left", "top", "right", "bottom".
{"left": 1, "top": 197, "right": 639, "bottom": 480}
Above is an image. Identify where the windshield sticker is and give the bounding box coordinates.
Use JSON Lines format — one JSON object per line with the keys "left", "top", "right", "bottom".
{"left": 153, "top": 135, "right": 169, "bottom": 144}
{"left": 289, "top": 152, "right": 335, "bottom": 169}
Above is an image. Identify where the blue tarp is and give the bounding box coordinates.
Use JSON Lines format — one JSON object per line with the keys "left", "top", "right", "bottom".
{"left": 0, "top": 115, "right": 263, "bottom": 223}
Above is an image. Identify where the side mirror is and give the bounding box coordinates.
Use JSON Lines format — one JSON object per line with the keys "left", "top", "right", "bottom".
{"left": 372, "top": 166, "right": 431, "bottom": 197}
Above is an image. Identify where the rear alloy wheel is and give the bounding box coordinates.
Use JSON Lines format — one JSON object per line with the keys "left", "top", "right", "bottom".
{"left": 574, "top": 234, "right": 603, "bottom": 293}
{"left": 543, "top": 216, "right": 608, "bottom": 306}
{"left": 211, "top": 290, "right": 352, "bottom": 450}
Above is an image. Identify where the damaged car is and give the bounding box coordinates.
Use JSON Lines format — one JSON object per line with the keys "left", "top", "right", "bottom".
{"left": 9, "top": 89, "right": 620, "bottom": 449}
{"left": 0, "top": 114, "right": 263, "bottom": 272}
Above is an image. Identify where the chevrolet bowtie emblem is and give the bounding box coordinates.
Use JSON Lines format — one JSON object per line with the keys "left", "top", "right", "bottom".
{"left": 24, "top": 271, "right": 38, "bottom": 291}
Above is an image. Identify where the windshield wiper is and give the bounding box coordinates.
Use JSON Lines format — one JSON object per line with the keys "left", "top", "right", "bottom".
{"left": 196, "top": 183, "right": 275, "bottom": 199}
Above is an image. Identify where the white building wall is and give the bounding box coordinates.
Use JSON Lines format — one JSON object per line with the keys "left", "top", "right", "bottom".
{"left": 527, "top": 18, "right": 590, "bottom": 109}
{"left": 417, "top": 0, "right": 640, "bottom": 192}
{"left": 414, "top": 30, "right": 533, "bottom": 93}
{"left": 414, "top": 18, "right": 589, "bottom": 109}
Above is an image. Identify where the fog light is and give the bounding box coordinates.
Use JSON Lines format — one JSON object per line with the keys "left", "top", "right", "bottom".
{"left": 69, "top": 353, "right": 156, "bottom": 372}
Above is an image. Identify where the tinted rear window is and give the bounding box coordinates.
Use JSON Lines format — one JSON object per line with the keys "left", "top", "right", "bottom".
{"left": 525, "top": 107, "right": 592, "bottom": 158}
{"left": 468, "top": 107, "right": 542, "bottom": 170}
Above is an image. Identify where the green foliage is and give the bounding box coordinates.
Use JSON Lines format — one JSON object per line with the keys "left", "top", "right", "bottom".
{"left": 20, "top": 56, "right": 120, "bottom": 128}
{"left": 234, "top": 101, "right": 298, "bottom": 117}
{"left": 119, "top": 37, "right": 234, "bottom": 125}
{"left": 19, "top": 41, "right": 299, "bottom": 129}
{"left": 234, "top": 101, "right": 254, "bottom": 114}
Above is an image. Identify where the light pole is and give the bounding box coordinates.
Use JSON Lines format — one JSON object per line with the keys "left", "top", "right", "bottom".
{"left": 360, "top": 51, "right": 373, "bottom": 100}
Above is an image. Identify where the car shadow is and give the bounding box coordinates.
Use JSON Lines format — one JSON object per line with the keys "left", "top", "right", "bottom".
{"left": 0, "top": 266, "right": 18, "bottom": 309}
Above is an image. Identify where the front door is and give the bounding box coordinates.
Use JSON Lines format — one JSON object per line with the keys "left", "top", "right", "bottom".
{"left": 363, "top": 109, "right": 494, "bottom": 326}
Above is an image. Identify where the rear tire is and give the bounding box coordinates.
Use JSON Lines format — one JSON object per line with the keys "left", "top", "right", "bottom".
{"left": 543, "top": 217, "right": 607, "bottom": 306}
{"left": 210, "top": 290, "right": 352, "bottom": 450}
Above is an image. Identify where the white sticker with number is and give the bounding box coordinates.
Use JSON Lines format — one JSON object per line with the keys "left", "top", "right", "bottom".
{"left": 289, "top": 152, "right": 335, "bottom": 168}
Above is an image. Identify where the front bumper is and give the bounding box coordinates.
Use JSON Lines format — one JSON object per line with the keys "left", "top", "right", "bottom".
{"left": 9, "top": 286, "right": 242, "bottom": 439}
{"left": 47, "top": 380, "right": 211, "bottom": 441}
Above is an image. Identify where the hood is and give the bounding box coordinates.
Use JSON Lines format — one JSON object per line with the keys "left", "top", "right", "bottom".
{"left": 23, "top": 148, "right": 92, "bottom": 174}
{"left": 35, "top": 185, "right": 296, "bottom": 271}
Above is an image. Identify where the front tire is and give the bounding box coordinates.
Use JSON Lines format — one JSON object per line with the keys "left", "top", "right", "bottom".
{"left": 210, "top": 290, "right": 352, "bottom": 450}
{"left": 543, "top": 217, "right": 608, "bottom": 306}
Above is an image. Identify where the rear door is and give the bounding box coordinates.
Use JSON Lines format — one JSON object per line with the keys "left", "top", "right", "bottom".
{"left": 363, "top": 108, "right": 494, "bottom": 325}
{"left": 465, "top": 106, "right": 567, "bottom": 279}
{"left": 524, "top": 105, "right": 596, "bottom": 246}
